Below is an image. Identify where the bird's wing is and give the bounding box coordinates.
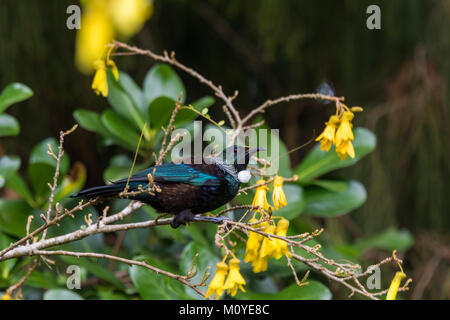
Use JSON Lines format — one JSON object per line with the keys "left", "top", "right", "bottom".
{"left": 114, "top": 163, "right": 222, "bottom": 187}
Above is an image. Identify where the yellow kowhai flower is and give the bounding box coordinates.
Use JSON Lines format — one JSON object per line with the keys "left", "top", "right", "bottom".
{"left": 386, "top": 271, "right": 407, "bottom": 300}
{"left": 335, "top": 111, "right": 355, "bottom": 160}
{"left": 244, "top": 220, "right": 265, "bottom": 263}
{"left": 108, "top": 0, "right": 154, "bottom": 37}
{"left": 250, "top": 223, "right": 274, "bottom": 273}
{"left": 273, "top": 218, "right": 291, "bottom": 260}
{"left": 75, "top": 5, "right": 114, "bottom": 74}
{"left": 252, "top": 179, "right": 272, "bottom": 212}
{"left": 205, "top": 261, "right": 228, "bottom": 300}
{"left": 252, "top": 255, "right": 268, "bottom": 273}
{"left": 335, "top": 139, "right": 355, "bottom": 160}
{"left": 259, "top": 225, "right": 276, "bottom": 259}
{"left": 272, "top": 175, "right": 287, "bottom": 210}
{"left": 224, "top": 258, "right": 246, "bottom": 297}
{"left": 91, "top": 55, "right": 119, "bottom": 97}
{"left": 315, "top": 115, "right": 340, "bottom": 152}
{"left": 1, "top": 293, "right": 11, "bottom": 300}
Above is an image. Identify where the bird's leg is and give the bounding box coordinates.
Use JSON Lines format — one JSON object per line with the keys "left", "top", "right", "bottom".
{"left": 193, "top": 215, "right": 231, "bottom": 225}
{"left": 170, "top": 209, "right": 195, "bottom": 229}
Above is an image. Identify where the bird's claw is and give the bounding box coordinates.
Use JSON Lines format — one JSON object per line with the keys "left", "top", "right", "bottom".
{"left": 170, "top": 209, "right": 195, "bottom": 228}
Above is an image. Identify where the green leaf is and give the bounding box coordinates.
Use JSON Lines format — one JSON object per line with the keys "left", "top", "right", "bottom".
{"left": 43, "top": 289, "right": 83, "bottom": 300}
{"left": 53, "top": 163, "right": 87, "bottom": 203}
{"left": 174, "top": 96, "right": 215, "bottom": 126}
{"left": 0, "top": 83, "right": 33, "bottom": 114}
{"left": 143, "top": 64, "right": 186, "bottom": 106}
{"left": 243, "top": 281, "right": 331, "bottom": 300}
{"left": 0, "top": 114, "right": 20, "bottom": 137}
{"left": 48, "top": 202, "right": 103, "bottom": 253}
{"left": 0, "top": 156, "right": 21, "bottom": 178}
{"left": 73, "top": 109, "right": 106, "bottom": 133}
{"left": 129, "top": 255, "right": 190, "bottom": 299}
{"left": 307, "top": 179, "right": 348, "bottom": 192}
{"left": 103, "top": 155, "right": 146, "bottom": 182}
{"left": 303, "top": 180, "right": 367, "bottom": 217}
{"left": 276, "top": 184, "right": 306, "bottom": 220}
{"left": 0, "top": 199, "right": 33, "bottom": 237}
{"left": 148, "top": 96, "right": 177, "bottom": 130}
{"left": 107, "top": 70, "right": 146, "bottom": 130}
{"left": 295, "top": 127, "right": 376, "bottom": 182}
{"left": 29, "top": 138, "right": 69, "bottom": 171}
{"left": 60, "top": 256, "right": 125, "bottom": 290}
{"left": 4, "top": 174, "right": 35, "bottom": 207}
{"left": 0, "top": 232, "right": 17, "bottom": 279}
{"left": 180, "top": 242, "right": 220, "bottom": 299}
{"left": 354, "top": 228, "right": 414, "bottom": 252}
{"left": 27, "top": 138, "right": 69, "bottom": 202}
{"left": 118, "top": 71, "right": 145, "bottom": 112}
{"left": 101, "top": 110, "right": 141, "bottom": 150}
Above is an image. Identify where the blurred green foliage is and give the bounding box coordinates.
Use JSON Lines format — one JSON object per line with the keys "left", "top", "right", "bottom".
{"left": 1, "top": 0, "right": 448, "bottom": 299}
{"left": 0, "top": 64, "right": 413, "bottom": 300}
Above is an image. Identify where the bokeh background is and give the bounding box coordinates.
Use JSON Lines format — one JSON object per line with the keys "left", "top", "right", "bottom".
{"left": 0, "top": 0, "right": 448, "bottom": 299}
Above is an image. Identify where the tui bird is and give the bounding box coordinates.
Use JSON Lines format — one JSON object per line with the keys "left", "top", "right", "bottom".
{"left": 71, "top": 146, "right": 262, "bottom": 228}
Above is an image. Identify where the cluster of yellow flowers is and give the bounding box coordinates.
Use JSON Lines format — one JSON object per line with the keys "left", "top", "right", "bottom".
{"left": 205, "top": 257, "right": 246, "bottom": 300}
{"left": 252, "top": 175, "right": 287, "bottom": 212}
{"left": 205, "top": 174, "right": 291, "bottom": 299}
{"left": 244, "top": 218, "right": 291, "bottom": 273}
{"left": 315, "top": 104, "right": 363, "bottom": 160}
{"left": 245, "top": 175, "right": 291, "bottom": 272}
{"left": 75, "top": 0, "right": 153, "bottom": 74}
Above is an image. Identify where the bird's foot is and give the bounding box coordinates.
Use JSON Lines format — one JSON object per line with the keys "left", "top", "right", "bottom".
{"left": 170, "top": 209, "right": 195, "bottom": 229}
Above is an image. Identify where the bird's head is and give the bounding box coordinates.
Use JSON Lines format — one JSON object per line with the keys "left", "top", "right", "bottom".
{"left": 223, "top": 145, "right": 265, "bottom": 172}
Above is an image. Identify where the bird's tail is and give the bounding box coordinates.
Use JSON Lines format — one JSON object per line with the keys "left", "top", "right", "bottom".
{"left": 70, "top": 183, "right": 125, "bottom": 199}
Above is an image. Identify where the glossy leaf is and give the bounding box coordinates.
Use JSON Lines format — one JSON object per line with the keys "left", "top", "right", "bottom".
{"left": 303, "top": 180, "right": 367, "bottom": 217}
{"left": 47, "top": 202, "right": 103, "bottom": 253}
{"left": 275, "top": 184, "right": 306, "bottom": 220}
{"left": 60, "top": 256, "right": 125, "bottom": 290}
{"left": 0, "top": 82, "right": 33, "bottom": 114}
{"left": 0, "top": 156, "right": 21, "bottom": 178}
{"left": 73, "top": 109, "right": 106, "bottom": 133}
{"left": 27, "top": 138, "right": 69, "bottom": 201}
{"left": 0, "top": 199, "right": 33, "bottom": 237}
{"left": 107, "top": 69, "right": 146, "bottom": 130}
{"left": 4, "top": 174, "right": 35, "bottom": 207}
{"left": 130, "top": 255, "right": 190, "bottom": 299}
{"left": 43, "top": 289, "right": 83, "bottom": 300}
{"left": 0, "top": 232, "right": 17, "bottom": 279}
{"left": 103, "top": 155, "right": 147, "bottom": 183}
{"left": 242, "top": 281, "right": 331, "bottom": 300}
{"left": 180, "top": 242, "right": 220, "bottom": 299}
{"left": 53, "top": 162, "right": 87, "bottom": 203}
{"left": 118, "top": 71, "right": 145, "bottom": 112}
{"left": 295, "top": 128, "right": 376, "bottom": 182}
{"left": 147, "top": 96, "right": 177, "bottom": 130}
{"left": 0, "top": 114, "right": 19, "bottom": 137}
{"left": 143, "top": 63, "right": 186, "bottom": 106}
{"left": 354, "top": 228, "right": 414, "bottom": 252}
{"left": 101, "top": 110, "right": 141, "bottom": 150}
{"left": 174, "top": 96, "right": 215, "bottom": 126}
